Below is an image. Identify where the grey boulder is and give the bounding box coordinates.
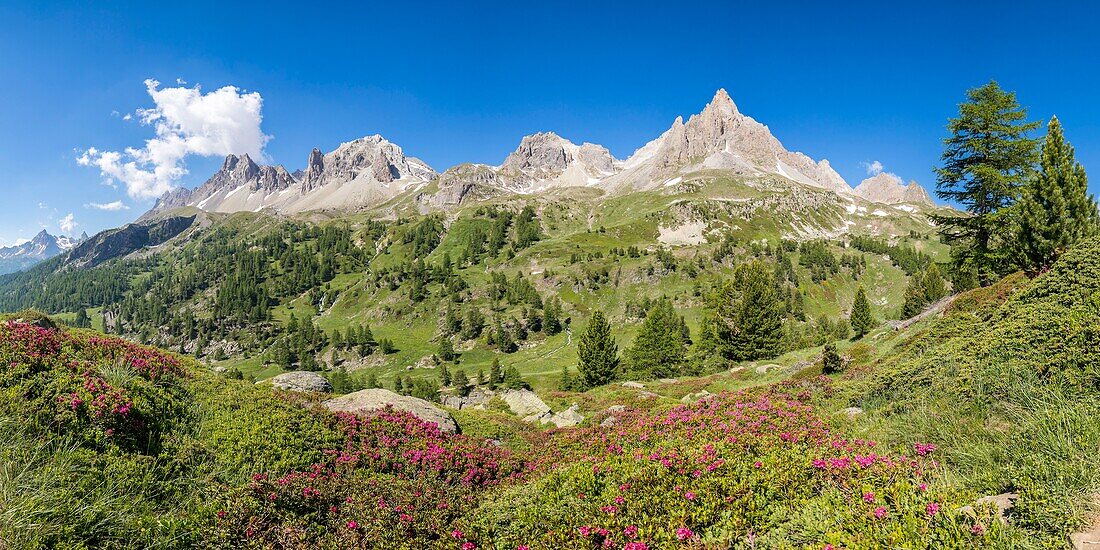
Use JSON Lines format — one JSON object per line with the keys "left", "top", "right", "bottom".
{"left": 323, "top": 388, "right": 459, "bottom": 434}
{"left": 270, "top": 371, "right": 333, "bottom": 393}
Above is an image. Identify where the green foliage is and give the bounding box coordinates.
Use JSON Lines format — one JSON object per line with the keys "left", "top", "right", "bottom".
{"left": 821, "top": 342, "right": 842, "bottom": 375}
{"left": 452, "top": 369, "right": 471, "bottom": 397}
{"left": 849, "top": 286, "right": 874, "bottom": 338}
{"left": 933, "top": 80, "right": 1041, "bottom": 286}
{"left": 625, "top": 297, "right": 690, "bottom": 379}
{"left": 1013, "top": 116, "right": 1099, "bottom": 273}
{"left": 902, "top": 264, "right": 948, "bottom": 318}
{"left": 714, "top": 260, "right": 783, "bottom": 361}
{"left": 576, "top": 310, "right": 619, "bottom": 389}
{"left": 437, "top": 337, "right": 456, "bottom": 362}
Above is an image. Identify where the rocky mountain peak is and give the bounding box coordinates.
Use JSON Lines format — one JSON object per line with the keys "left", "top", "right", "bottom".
{"left": 618, "top": 89, "right": 849, "bottom": 194}
{"left": 705, "top": 88, "right": 739, "bottom": 117}
{"left": 496, "top": 132, "right": 618, "bottom": 190}
{"left": 501, "top": 132, "right": 575, "bottom": 174}
{"left": 854, "top": 173, "right": 933, "bottom": 205}
{"left": 31, "top": 229, "right": 51, "bottom": 245}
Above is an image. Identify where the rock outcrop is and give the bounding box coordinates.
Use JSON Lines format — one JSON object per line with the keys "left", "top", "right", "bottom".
{"left": 322, "top": 388, "right": 459, "bottom": 434}
{"left": 152, "top": 154, "right": 296, "bottom": 213}
{"left": 269, "top": 371, "right": 333, "bottom": 393}
{"left": 64, "top": 215, "right": 196, "bottom": 269}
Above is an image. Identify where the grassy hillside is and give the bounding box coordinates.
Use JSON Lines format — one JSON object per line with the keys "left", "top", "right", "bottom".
{"left": 0, "top": 183, "right": 948, "bottom": 398}
{"left": 5, "top": 235, "right": 1100, "bottom": 547}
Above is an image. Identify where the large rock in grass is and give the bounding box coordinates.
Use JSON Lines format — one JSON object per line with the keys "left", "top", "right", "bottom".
{"left": 498, "top": 389, "right": 552, "bottom": 420}
{"left": 270, "top": 371, "right": 333, "bottom": 393}
{"left": 323, "top": 388, "right": 459, "bottom": 434}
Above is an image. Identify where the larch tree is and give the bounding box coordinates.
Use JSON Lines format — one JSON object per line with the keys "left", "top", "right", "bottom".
{"left": 933, "top": 80, "right": 1040, "bottom": 286}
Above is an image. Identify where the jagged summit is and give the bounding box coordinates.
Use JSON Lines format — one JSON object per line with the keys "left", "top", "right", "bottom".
{"left": 147, "top": 89, "right": 922, "bottom": 217}
{"left": 854, "top": 173, "right": 933, "bottom": 205}
{"left": 150, "top": 135, "right": 437, "bottom": 215}
{"left": 603, "top": 88, "right": 850, "bottom": 194}
{"left": 0, "top": 229, "right": 87, "bottom": 274}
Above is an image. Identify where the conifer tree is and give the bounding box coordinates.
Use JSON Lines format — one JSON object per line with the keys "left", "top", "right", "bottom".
{"left": 543, "top": 297, "right": 563, "bottom": 335}
{"left": 488, "top": 358, "right": 501, "bottom": 390}
{"left": 439, "top": 363, "right": 452, "bottom": 386}
{"left": 715, "top": 261, "right": 783, "bottom": 361}
{"left": 558, "top": 365, "right": 575, "bottom": 391}
{"left": 822, "top": 343, "right": 842, "bottom": 375}
{"left": 503, "top": 365, "right": 528, "bottom": 389}
{"left": 452, "top": 369, "right": 470, "bottom": 397}
{"left": 850, "top": 286, "right": 874, "bottom": 338}
{"left": 438, "top": 338, "right": 456, "bottom": 362}
{"left": 902, "top": 275, "right": 927, "bottom": 319}
{"left": 933, "top": 81, "right": 1040, "bottom": 286}
{"left": 1013, "top": 116, "right": 1099, "bottom": 272}
{"left": 922, "top": 264, "right": 947, "bottom": 302}
{"left": 577, "top": 309, "right": 619, "bottom": 389}
{"left": 626, "top": 298, "right": 687, "bottom": 379}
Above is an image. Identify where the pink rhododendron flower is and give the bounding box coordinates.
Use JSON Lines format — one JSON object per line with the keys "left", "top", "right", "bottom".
{"left": 874, "top": 506, "right": 887, "bottom": 519}
{"left": 926, "top": 502, "right": 940, "bottom": 516}
{"left": 346, "top": 520, "right": 359, "bottom": 529}
{"left": 675, "top": 527, "right": 694, "bottom": 541}
{"left": 863, "top": 492, "right": 875, "bottom": 502}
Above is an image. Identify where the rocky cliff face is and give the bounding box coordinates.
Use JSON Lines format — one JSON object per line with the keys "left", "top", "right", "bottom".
{"left": 151, "top": 154, "right": 296, "bottom": 213}
{"left": 64, "top": 215, "right": 196, "bottom": 269}
{"left": 145, "top": 89, "right": 911, "bottom": 215}
{"left": 609, "top": 89, "right": 851, "bottom": 194}
{"left": 301, "top": 135, "right": 435, "bottom": 191}
{"left": 854, "top": 173, "right": 933, "bottom": 205}
{"left": 496, "top": 132, "right": 617, "bottom": 191}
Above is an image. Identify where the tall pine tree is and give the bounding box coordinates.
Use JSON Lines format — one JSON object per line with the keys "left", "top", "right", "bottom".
{"left": 577, "top": 309, "right": 619, "bottom": 389}
{"left": 850, "top": 286, "right": 874, "bottom": 338}
{"left": 933, "top": 81, "right": 1040, "bottom": 286}
{"left": 1013, "top": 116, "right": 1099, "bottom": 272}
{"left": 715, "top": 261, "right": 783, "bottom": 361}
{"left": 625, "top": 298, "right": 688, "bottom": 379}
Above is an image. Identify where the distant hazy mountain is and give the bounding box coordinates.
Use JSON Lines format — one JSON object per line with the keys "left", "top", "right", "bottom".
{"left": 0, "top": 229, "right": 87, "bottom": 274}
{"left": 145, "top": 89, "right": 933, "bottom": 217}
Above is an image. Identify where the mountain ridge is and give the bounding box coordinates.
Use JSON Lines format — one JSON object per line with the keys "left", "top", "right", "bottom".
{"left": 0, "top": 229, "right": 87, "bottom": 274}
{"left": 145, "top": 89, "right": 935, "bottom": 218}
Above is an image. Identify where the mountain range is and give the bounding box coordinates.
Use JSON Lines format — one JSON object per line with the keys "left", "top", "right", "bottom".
{"left": 0, "top": 229, "right": 87, "bottom": 274}
{"left": 148, "top": 89, "right": 935, "bottom": 218}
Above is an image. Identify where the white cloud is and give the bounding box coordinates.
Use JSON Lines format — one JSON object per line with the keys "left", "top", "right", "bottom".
{"left": 59, "top": 213, "right": 78, "bottom": 233}
{"left": 84, "top": 200, "right": 130, "bottom": 211}
{"left": 77, "top": 79, "right": 270, "bottom": 200}
{"left": 861, "top": 160, "right": 884, "bottom": 176}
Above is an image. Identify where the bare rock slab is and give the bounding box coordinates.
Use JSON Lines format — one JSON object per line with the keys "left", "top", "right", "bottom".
{"left": 323, "top": 388, "right": 459, "bottom": 434}
{"left": 269, "top": 371, "right": 333, "bottom": 393}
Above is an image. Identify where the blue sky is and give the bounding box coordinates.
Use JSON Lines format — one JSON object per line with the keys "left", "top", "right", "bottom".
{"left": 1, "top": 0, "right": 1098, "bottom": 245}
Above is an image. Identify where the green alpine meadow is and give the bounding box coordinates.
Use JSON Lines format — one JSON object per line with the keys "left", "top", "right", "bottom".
{"left": 3, "top": 4, "right": 1100, "bottom": 547}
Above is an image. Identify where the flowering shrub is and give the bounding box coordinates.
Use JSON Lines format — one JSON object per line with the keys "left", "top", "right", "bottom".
{"left": 459, "top": 383, "right": 1004, "bottom": 548}
{"left": 0, "top": 320, "right": 186, "bottom": 449}
{"left": 0, "top": 319, "right": 1013, "bottom": 548}
{"left": 207, "top": 377, "right": 1005, "bottom": 548}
